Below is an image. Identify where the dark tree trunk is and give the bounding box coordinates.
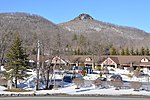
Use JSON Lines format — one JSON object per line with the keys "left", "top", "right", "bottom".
{"left": 15, "top": 76, "right": 17, "bottom": 88}
{"left": 46, "top": 66, "right": 50, "bottom": 89}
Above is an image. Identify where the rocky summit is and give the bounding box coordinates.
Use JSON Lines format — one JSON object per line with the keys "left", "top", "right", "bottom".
{"left": 59, "top": 13, "right": 150, "bottom": 48}
{"left": 74, "top": 13, "right": 94, "bottom": 20}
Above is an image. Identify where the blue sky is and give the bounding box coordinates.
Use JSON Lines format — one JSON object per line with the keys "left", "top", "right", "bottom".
{"left": 0, "top": 0, "right": 150, "bottom": 32}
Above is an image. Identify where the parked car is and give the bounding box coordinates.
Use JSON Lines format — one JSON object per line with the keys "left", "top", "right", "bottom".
{"left": 110, "top": 75, "right": 122, "bottom": 81}
{"left": 63, "top": 74, "right": 83, "bottom": 83}
{"left": 73, "top": 74, "right": 83, "bottom": 79}
{"left": 63, "top": 75, "right": 73, "bottom": 83}
{"left": 97, "top": 77, "right": 107, "bottom": 81}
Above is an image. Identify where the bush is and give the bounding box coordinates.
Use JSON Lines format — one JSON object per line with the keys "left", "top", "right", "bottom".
{"left": 95, "top": 65, "right": 102, "bottom": 71}
{"left": 110, "top": 68, "right": 115, "bottom": 71}
{"left": 127, "top": 74, "right": 133, "bottom": 78}
{"left": 110, "top": 80, "right": 123, "bottom": 90}
{"left": 133, "top": 70, "right": 143, "bottom": 77}
{"left": 4, "top": 88, "right": 31, "bottom": 92}
{"left": 99, "top": 72, "right": 102, "bottom": 77}
{"left": 73, "top": 78, "right": 84, "bottom": 89}
{"left": 136, "top": 67, "right": 141, "bottom": 71}
{"left": 130, "top": 81, "right": 142, "bottom": 91}
{"left": 82, "top": 71, "right": 87, "bottom": 76}
{"left": 93, "top": 79, "right": 103, "bottom": 88}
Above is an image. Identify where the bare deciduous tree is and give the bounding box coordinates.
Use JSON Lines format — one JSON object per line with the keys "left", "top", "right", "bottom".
{"left": 0, "top": 33, "right": 12, "bottom": 67}
{"left": 73, "top": 78, "right": 84, "bottom": 89}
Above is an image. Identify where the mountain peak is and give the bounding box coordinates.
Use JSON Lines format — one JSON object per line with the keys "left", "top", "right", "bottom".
{"left": 74, "top": 13, "right": 94, "bottom": 20}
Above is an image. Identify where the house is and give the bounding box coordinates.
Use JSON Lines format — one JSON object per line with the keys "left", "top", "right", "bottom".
{"left": 50, "top": 56, "right": 69, "bottom": 70}
{"left": 84, "top": 57, "right": 95, "bottom": 74}
{"left": 44, "top": 55, "right": 98, "bottom": 72}
{"left": 63, "top": 55, "right": 95, "bottom": 67}
{"left": 101, "top": 57, "right": 118, "bottom": 68}
{"left": 28, "top": 54, "right": 51, "bottom": 69}
{"left": 28, "top": 54, "right": 150, "bottom": 72}
{"left": 100, "top": 56, "right": 150, "bottom": 71}
{"left": 51, "top": 56, "right": 68, "bottom": 65}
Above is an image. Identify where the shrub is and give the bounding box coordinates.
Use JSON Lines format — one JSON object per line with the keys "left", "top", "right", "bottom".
{"left": 82, "top": 71, "right": 87, "bottom": 76}
{"left": 133, "top": 70, "right": 143, "bottom": 77}
{"left": 4, "top": 88, "right": 31, "bottom": 92}
{"left": 127, "top": 74, "right": 133, "bottom": 78}
{"left": 95, "top": 65, "right": 102, "bottom": 71}
{"left": 130, "top": 81, "right": 142, "bottom": 91}
{"left": 136, "top": 67, "right": 141, "bottom": 71}
{"left": 110, "top": 68, "right": 115, "bottom": 71}
{"left": 93, "top": 79, "right": 103, "bottom": 88}
{"left": 73, "top": 78, "right": 84, "bottom": 89}
{"left": 110, "top": 80, "right": 123, "bottom": 90}
{"left": 99, "top": 72, "right": 102, "bottom": 77}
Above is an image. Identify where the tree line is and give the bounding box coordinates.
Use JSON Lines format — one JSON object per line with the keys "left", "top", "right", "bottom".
{"left": 110, "top": 47, "right": 150, "bottom": 55}
{"left": 64, "top": 34, "right": 150, "bottom": 56}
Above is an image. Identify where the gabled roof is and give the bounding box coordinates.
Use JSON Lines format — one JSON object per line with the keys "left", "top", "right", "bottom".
{"left": 101, "top": 57, "right": 118, "bottom": 65}
{"left": 109, "top": 57, "right": 119, "bottom": 64}
{"left": 100, "top": 55, "right": 150, "bottom": 66}
{"left": 62, "top": 55, "right": 93, "bottom": 63}
{"left": 51, "top": 56, "right": 68, "bottom": 64}
{"left": 28, "top": 55, "right": 150, "bottom": 67}
{"left": 140, "top": 57, "right": 149, "bottom": 62}
{"left": 141, "top": 57, "right": 149, "bottom": 60}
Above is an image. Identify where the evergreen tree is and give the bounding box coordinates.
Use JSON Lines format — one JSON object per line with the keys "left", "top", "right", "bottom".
{"left": 140, "top": 47, "right": 145, "bottom": 55}
{"left": 74, "top": 48, "right": 81, "bottom": 55}
{"left": 130, "top": 47, "right": 135, "bottom": 55}
{"left": 125, "top": 47, "right": 130, "bottom": 55}
{"left": 110, "top": 47, "right": 117, "bottom": 55}
{"left": 5, "top": 33, "right": 30, "bottom": 88}
{"left": 145, "top": 48, "right": 150, "bottom": 55}
{"left": 72, "top": 34, "right": 78, "bottom": 41}
{"left": 116, "top": 48, "right": 120, "bottom": 55}
{"left": 135, "top": 48, "right": 139, "bottom": 55}
{"left": 121, "top": 48, "right": 125, "bottom": 55}
{"left": 104, "top": 48, "right": 110, "bottom": 55}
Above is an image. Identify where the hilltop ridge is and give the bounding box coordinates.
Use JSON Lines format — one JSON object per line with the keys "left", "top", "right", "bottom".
{"left": 0, "top": 12, "right": 150, "bottom": 55}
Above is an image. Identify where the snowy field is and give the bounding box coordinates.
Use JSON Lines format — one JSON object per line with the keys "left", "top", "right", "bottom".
{"left": 1, "top": 67, "right": 150, "bottom": 96}
{"left": 1, "top": 85, "right": 150, "bottom": 96}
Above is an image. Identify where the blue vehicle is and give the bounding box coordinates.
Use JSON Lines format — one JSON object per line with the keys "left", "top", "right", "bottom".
{"left": 63, "top": 75, "right": 73, "bottom": 83}
{"left": 63, "top": 74, "right": 83, "bottom": 83}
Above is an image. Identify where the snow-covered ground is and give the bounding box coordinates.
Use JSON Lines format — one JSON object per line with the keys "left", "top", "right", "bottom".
{"left": 1, "top": 67, "right": 150, "bottom": 96}
{"left": 1, "top": 84, "right": 150, "bottom": 96}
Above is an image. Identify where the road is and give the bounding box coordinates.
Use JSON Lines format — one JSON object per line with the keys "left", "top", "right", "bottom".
{"left": 0, "top": 96, "right": 149, "bottom": 100}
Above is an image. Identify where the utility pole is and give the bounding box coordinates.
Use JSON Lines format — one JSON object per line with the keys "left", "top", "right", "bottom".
{"left": 53, "top": 59, "right": 56, "bottom": 89}
{"left": 36, "top": 40, "right": 40, "bottom": 90}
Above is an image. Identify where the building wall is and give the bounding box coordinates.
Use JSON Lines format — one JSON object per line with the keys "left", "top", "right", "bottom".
{"left": 101, "top": 58, "right": 117, "bottom": 68}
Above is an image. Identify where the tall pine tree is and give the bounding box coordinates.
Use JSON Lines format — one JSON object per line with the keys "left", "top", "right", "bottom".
{"left": 145, "top": 48, "right": 150, "bottom": 55}
{"left": 121, "top": 48, "right": 125, "bottom": 55}
{"left": 140, "top": 47, "right": 145, "bottom": 55}
{"left": 130, "top": 47, "right": 135, "bottom": 55}
{"left": 135, "top": 48, "right": 139, "bottom": 55}
{"left": 125, "top": 47, "right": 130, "bottom": 55}
{"left": 110, "top": 47, "right": 117, "bottom": 55}
{"left": 5, "top": 33, "right": 30, "bottom": 88}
